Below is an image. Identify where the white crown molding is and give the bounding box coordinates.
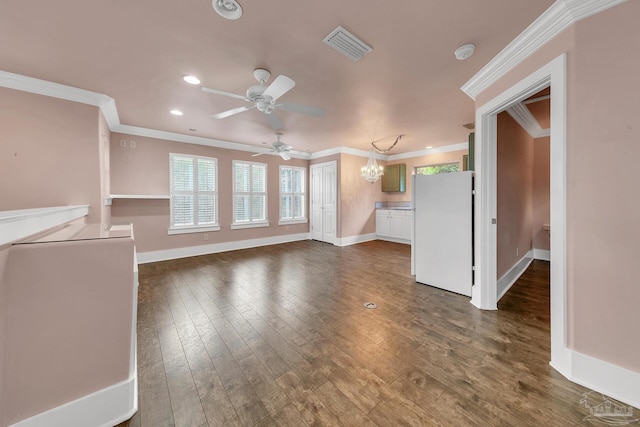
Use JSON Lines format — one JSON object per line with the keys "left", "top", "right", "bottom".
{"left": 0, "top": 70, "right": 113, "bottom": 107}
{"left": 506, "top": 102, "right": 550, "bottom": 139}
{"left": 461, "top": 0, "right": 626, "bottom": 100}
{"left": 310, "top": 146, "right": 373, "bottom": 160}
{"left": 111, "top": 123, "right": 311, "bottom": 159}
{"left": 1, "top": 69, "right": 467, "bottom": 161}
{"left": 311, "top": 142, "right": 469, "bottom": 161}
{"left": 387, "top": 142, "right": 469, "bottom": 161}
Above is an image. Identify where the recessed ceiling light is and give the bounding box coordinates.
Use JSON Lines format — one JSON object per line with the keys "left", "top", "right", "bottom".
{"left": 183, "top": 75, "right": 201, "bottom": 85}
{"left": 212, "top": 0, "right": 242, "bottom": 20}
{"left": 426, "top": 146, "right": 433, "bottom": 149}
{"left": 170, "top": 109, "right": 183, "bottom": 116}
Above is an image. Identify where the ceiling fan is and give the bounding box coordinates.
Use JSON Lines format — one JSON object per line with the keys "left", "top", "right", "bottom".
{"left": 201, "top": 68, "right": 325, "bottom": 130}
{"left": 252, "top": 133, "right": 292, "bottom": 160}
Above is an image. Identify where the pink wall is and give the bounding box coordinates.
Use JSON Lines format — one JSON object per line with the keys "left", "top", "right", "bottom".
{"left": 4, "top": 237, "right": 134, "bottom": 424}
{"left": 568, "top": 3, "right": 640, "bottom": 371}
{"left": 476, "top": 2, "right": 640, "bottom": 372}
{"left": 497, "top": 112, "right": 534, "bottom": 278}
{"left": 0, "top": 88, "right": 103, "bottom": 222}
{"left": 339, "top": 153, "right": 382, "bottom": 238}
{"left": 110, "top": 133, "right": 309, "bottom": 252}
{"left": 532, "top": 137, "right": 550, "bottom": 251}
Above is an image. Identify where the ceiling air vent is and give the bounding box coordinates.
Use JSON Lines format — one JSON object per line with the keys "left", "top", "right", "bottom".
{"left": 323, "top": 26, "right": 372, "bottom": 61}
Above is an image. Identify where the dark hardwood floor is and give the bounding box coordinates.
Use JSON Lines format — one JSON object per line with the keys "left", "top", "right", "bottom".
{"left": 117, "top": 240, "right": 610, "bottom": 426}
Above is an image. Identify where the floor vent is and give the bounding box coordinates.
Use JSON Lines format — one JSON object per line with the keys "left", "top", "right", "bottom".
{"left": 323, "top": 26, "right": 372, "bottom": 61}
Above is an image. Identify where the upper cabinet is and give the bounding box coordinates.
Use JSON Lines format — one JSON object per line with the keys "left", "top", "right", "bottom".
{"left": 381, "top": 164, "right": 406, "bottom": 192}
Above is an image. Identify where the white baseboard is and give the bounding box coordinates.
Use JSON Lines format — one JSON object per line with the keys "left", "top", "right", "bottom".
{"left": 335, "top": 233, "right": 377, "bottom": 247}
{"left": 10, "top": 374, "right": 137, "bottom": 427}
{"left": 137, "top": 232, "right": 310, "bottom": 263}
{"left": 497, "top": 249, "right": 534, "bottom": 301}
{"left": 533, "top": 248, "right": 551, "bottom": 261}
{"left": 376, "top": 236, "right": 411, "bottom": 245}
{"left": 551, "top": 349, "right": 640, "bottom": 410}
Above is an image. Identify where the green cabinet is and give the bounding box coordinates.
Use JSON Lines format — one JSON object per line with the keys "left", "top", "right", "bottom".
{"left": 381, "top": 164, "right": 406, "bottom": 192}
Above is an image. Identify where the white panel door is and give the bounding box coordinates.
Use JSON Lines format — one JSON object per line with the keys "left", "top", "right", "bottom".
{"left": 414, "top": 171, "right": 473, "bottom": 296}
{"left": 310, "top": 161, "right": 337, "bottom": 244}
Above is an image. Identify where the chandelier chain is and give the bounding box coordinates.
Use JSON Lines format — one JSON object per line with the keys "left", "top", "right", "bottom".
{"left": 371, "top": 134, "right": 404, "bottom": 153}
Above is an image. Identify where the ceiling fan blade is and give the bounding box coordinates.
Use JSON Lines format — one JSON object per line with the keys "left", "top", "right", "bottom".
{"left": 265, "top": 112, "right": 284, "bottom": 130}
{"left": 211, "top": 105, "right": 255, "bottom": 119}
{"left": 262, "top": 75, "right": 295, "bottom": 101}
{"left": 251, "top": 152, "right": 265, "bottom": 157}
{"left": 277, "top": 102, "right": 325, "bottom": 117}
{"left": 279, "top": 151, "right": 291, "bottom": 161}
{"left": 201, "top": 86, "right": 249, "bottom": 101}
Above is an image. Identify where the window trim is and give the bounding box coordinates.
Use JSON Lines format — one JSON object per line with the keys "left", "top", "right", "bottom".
{"left": 232, "top": 160, "right": 269, "bottom": 227}
{"left": 169, "top": 153, "right": 219, "bottom": 233}
{"left": 278, "top": 165, "right": 307, "bottom": 225}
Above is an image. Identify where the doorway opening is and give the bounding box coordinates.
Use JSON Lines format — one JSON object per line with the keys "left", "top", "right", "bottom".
{"left": 473, "top": 54, "right": 569, "bottom": 373}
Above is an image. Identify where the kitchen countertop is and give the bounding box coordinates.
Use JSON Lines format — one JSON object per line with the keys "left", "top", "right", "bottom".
{"left": 375, "top": 202, "right": 413, "bottom": 211}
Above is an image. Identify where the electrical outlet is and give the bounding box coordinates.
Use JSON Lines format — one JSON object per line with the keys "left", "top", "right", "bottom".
{"left": 130, "top": 140, "right": 136, "bottom": 148}
{"left": 203, "top": 233, "right": 209, "bottom": 241}
{"left": 120, "top": 139, "right": 127, "bottom": 147}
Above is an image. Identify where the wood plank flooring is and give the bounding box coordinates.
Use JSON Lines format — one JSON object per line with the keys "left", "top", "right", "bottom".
{"left": 117, "top": 240, "right": 622, "bottom": 426}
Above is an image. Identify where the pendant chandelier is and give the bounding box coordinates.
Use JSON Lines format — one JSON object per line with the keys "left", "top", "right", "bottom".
{"left": 361, "top": 148, "right": 385, "bottom": 183}
{"left": 361, "top": 134, "right": 404, "bottom": 183}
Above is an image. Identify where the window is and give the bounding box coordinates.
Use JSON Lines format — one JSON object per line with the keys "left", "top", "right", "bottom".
{"left": 279, "top": 166, "right": 306, "bottom": 224}
{"left": 232, "top": 161, "right": 268, "bottom": 228}
{"left": 169, "top": 153, "right": 218, "bottom": 234}
{"left": 416, "top": 162, "right": 460, "bottom": 175}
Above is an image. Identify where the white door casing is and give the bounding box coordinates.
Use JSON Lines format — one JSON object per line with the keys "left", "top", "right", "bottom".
{"left": 473, "top": 54, "right": 568, "bottom": 374}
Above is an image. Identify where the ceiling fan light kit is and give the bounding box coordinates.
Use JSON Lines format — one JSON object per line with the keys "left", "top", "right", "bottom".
{"left": 252, "top": 133, "right": 292, "bottom": 160}
{"left": 201, "top": 67, "right": 325, "bottom": 130}
{"left": 212, "top": 0, "right": 243, "bottom": 20}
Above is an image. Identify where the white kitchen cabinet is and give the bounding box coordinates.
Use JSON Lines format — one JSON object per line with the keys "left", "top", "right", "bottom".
{"left": 376, "top": 209, "right": 412, "bottom": 243}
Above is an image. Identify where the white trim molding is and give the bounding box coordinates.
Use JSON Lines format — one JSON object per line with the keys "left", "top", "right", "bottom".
{"left": 471, "top": 54, "right": 569, "bottom": 372}
{"left": 497, "top": 249, "right": 534, "bottom": 301}
{"left": 335, "top": 233, "right": 377, "bottom": 247}
{"left": 0, "top": 70, "right": 469, "bottom": 161}
{"left": 552, "top": 350, "right": 640, "bottom": 409}
{"left": 9, "top": 375, "right": 137, "bottom": 427}
{"left": 533, "top": 248, "right": 551, "bottom": 261}
{"left": 461, "top": 0, "right": 626, "bottom": 100}
{"left": 387, "top": 143, "right": 469, "bottom": 161}
{"left": 137, "top": 232, "right": 310, "bottom": 264}
{"left": 506, "top": 103, "right": 551, "bottom": 139}
{"left": 0, "top": 205, "right": 89, "bottom": 246}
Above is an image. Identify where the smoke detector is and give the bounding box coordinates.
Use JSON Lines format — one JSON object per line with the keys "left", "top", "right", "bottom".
{"left": 454, "top": 44, "right": 475, "bottom": 60}
{"left": 212, "top": 0, "right": 242, "bottom": 20}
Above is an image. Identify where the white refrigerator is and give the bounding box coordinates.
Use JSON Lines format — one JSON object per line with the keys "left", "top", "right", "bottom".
{"left": 412, "top": 171, "right": 473, "bottom": 296}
